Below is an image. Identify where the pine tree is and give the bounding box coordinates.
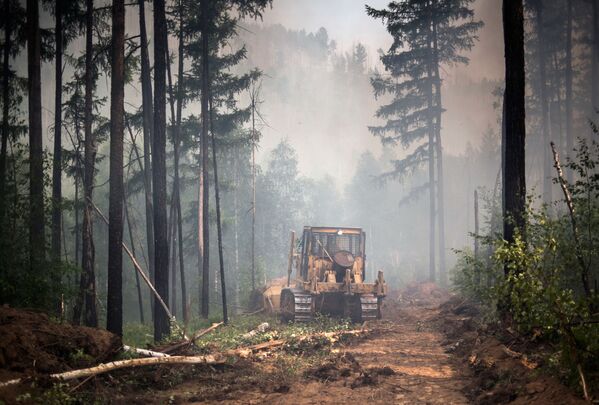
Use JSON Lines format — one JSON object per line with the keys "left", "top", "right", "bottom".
{"left": 367, "top": 0, "right": 481, "bottom": 283}
{"left": 27, "top": 0, "right": 45, "bottom": 274}
{"left": 153, "top": 0, "right": 170, "bottom": 341}
{"left": 502, "top": 0, "right": 526, "bottom": 259}
{"left": 182, "top": 0, "right": 270, "bottom": 318}
{"left": 107, "top": 0, "right": 125, "bottom": 337}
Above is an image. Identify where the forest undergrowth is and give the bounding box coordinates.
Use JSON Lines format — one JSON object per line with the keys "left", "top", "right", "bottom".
{"left": 452, "top": 135, "right": 599, "bottom": 400}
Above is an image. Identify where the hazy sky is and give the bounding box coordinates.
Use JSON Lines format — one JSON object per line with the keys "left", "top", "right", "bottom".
{"left": 251, "top": 0, "right": 504, "bottom": 185}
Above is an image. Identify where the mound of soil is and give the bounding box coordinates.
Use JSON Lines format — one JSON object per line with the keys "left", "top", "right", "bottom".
{"left": 437, "top": 298, "right": 585, "bottom": 404}
{"left": 0, "top": 306, "right": 121, "bottom": 375}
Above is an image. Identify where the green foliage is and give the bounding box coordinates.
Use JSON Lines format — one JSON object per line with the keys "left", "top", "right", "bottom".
{"left": 452, "top": 136, "right": 599, "bottom": 395}
{"left": 0, "top": 144, "right": 78, "bottom": 310}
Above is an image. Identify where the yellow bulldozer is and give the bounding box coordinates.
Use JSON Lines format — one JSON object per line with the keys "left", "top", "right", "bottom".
{"left": 273, "top": 226, "right": 387, "bottom": 323}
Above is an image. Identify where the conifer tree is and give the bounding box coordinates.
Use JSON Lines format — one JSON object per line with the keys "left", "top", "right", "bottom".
{"left": 367, "top": 0, "right": 481, "bottom": 282}
{"left": 182, "top": 0, "right": 270, "bottom": 318}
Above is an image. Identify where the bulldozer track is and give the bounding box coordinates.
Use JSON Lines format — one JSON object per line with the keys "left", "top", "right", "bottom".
{"left": 281, "top": 289, "right": 314, "bottom": 322}
{"left": 358, "top": 294, "right": 378, "bottom": 322}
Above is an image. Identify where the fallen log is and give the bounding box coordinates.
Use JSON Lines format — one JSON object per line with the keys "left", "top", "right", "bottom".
{"left": 0, "top": 354, "right": 224, "bottom": 388}
{"left": 0, "top": 328, "right": 369, "bottom": 389}
{"left": 123, "top": 345, "right": 170, "bottom": 358}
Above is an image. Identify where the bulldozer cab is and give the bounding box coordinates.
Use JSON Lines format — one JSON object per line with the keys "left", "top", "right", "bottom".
{"left": 299, "top": 227, "right": 366, "bottom": 283}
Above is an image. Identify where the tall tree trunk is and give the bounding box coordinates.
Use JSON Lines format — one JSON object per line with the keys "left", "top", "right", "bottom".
{"left": 153, "top": 0, "right": 170, "bottom": 342}
{"left": 138, "top": 0, "right": 155, "bottom": 318}
{"left": 502, "top": 0, "right": 527, "bottom": 270}
{"left": 592, "top": 0, "right": 599, "bottom": 111}
{"left": 426, "top": 4, "right": 436, "bottom": 283}
{"left": 175, "top": 10, "right": 187, "bottom": 323}
{"left": 536, "top": 3, "right": 552, "bottom": 207}
{"left": 77, "top": 0, "right": 97, "bottom": 327}
{"left": 164, "top": 8, "right": 188, "bottom": 323}
{"left": 565, "top": 0, "right": 573, "bottom": 184}
{"left": 124, "top": 183, "right": 144, "bottom": 324}
{"left": 233, "top": 156, "right": 240, "bottom": 311}
{"left": 168, "top": 196, "right": 177, "bottom": 317}
{"left": 0, "top": 0, "right": 10, "bottom": 224}
{"left": 74, "top": 175, "right": 80, "bottom": 265}
{"left": 250, "top": 85, "right": 256, "bottom": 292}
{"left": 200, "top": 0, "right": 210, "bottom": 319}
{"left": 51, "top": 0, "right": 63, "bottom": 267}
{"left": 197, "top": 174, "right": 203, "bottom": 318}
{"left": 431, "top": 12, "right": 446, "bottom": 286}
{"left": 474, "top": 189, "right": 480, "bottom": 285}
{"left": 124, "top": 118, "right": 154, "bottom": 321}
{"left": 209, "top": 97, "right": 228, "bottom": 324}
{"left": 50, "top": 0, "right": 63, "bottom": 315}
{"left": 107, "top": 0, "right": 125, "bottom": 337}
{"left": 27, "top": 0, "right": 45, "bottom": 275}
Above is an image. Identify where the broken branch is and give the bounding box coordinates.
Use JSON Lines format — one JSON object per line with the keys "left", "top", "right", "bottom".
{"left": 0, "top": 355, "right": 224, "bottom": 388}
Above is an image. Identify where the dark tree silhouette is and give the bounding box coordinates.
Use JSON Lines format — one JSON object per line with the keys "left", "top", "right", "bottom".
{"left": 107, "top": 0, "right": 125, "bottom": 336}
{"left": 153, "top": 0, "right": 170, "bottom": 341}
{"left": 51, "top": 0, "right": 63, "bottom": 266}
{"left": 502, "top": 0, "right": 526, "bottom": 263}
{"left": 138, "top": 0, "right": 155, "bottom": 311}
{"left": 27, "top": 0, "right": 45, "bottom": 274}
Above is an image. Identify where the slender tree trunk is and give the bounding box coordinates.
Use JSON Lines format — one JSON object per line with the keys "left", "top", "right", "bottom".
{"left": 138, "top": 0, "right": 155, "bottom": 315}
{"left": 536, "top": 3, "right": 552, "bottom": 208}
{"left": 565, "top": 0, "right": 573, "bottom": 184}
{"left": 164, "top": 7, "right": 188, "bottom": 323}
{"left": 200, "top": 0, "right": 210, "bottom": 319}
{"left": 124, "top": 118, "right": 154, "bottom": 320}
{"left": 0, "top": 0, "right": 10, "bottom": 224}
{"left": 474, "top": 189, "right": 480, "bottom": 286}
{"left": 74, "top": 176, "right": 80, "bottom": 265}
{"left": 153, "top": 0, "right": 170, "bottom": 341}
{"left": 426, "top": 4, "right": 436, "bottom": 283}
{"left": 431, "top": 13, "right": 446, "bottom": 285}
{"left": 124, "top": 184, "right": 144, "bottom": 324}
{"left": 51, "top": 0, "right": 63, "bottom": 267}
{"left": 592, "top": 0, "right": 599, "bottom": 111}
{"left": 233, "top": 156, "right": 240, "bottom": 311}
{"left": 27, "top": 0, "right": 45, "bottom": 275}
{"left": 209, "top": 97, "right": 228, "bottom": 324}
{"left": 251, "top": 86, "right": 256, "bottom": 291}
{"left": 79, "top": 0, "right": 97, "bottom": 327}
{"left": 197, "top": 174, "right": 203, "bottom": 318}
{"left": 168, "top": 196, "right": 177, "bottom": 317}
{"left": 107, "top": 0, "right": 125, "bottom": 337}
{"left": 175, "top": 10, "right": 187, "bottom": 324}
{"left": 502, "top": 0, "right": 526, "bottom": 269}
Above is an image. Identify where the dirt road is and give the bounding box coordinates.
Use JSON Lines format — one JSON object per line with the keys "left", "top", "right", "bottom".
{"left": 248, "top": 301, "right": 471, "bottom": 405}
{"left": 148, "top": 292, "right": 473, "bottom": 404}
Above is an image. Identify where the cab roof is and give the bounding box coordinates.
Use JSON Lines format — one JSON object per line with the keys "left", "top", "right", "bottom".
{"left": 303, "top": 226, "right": 363, "bottom": 235}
